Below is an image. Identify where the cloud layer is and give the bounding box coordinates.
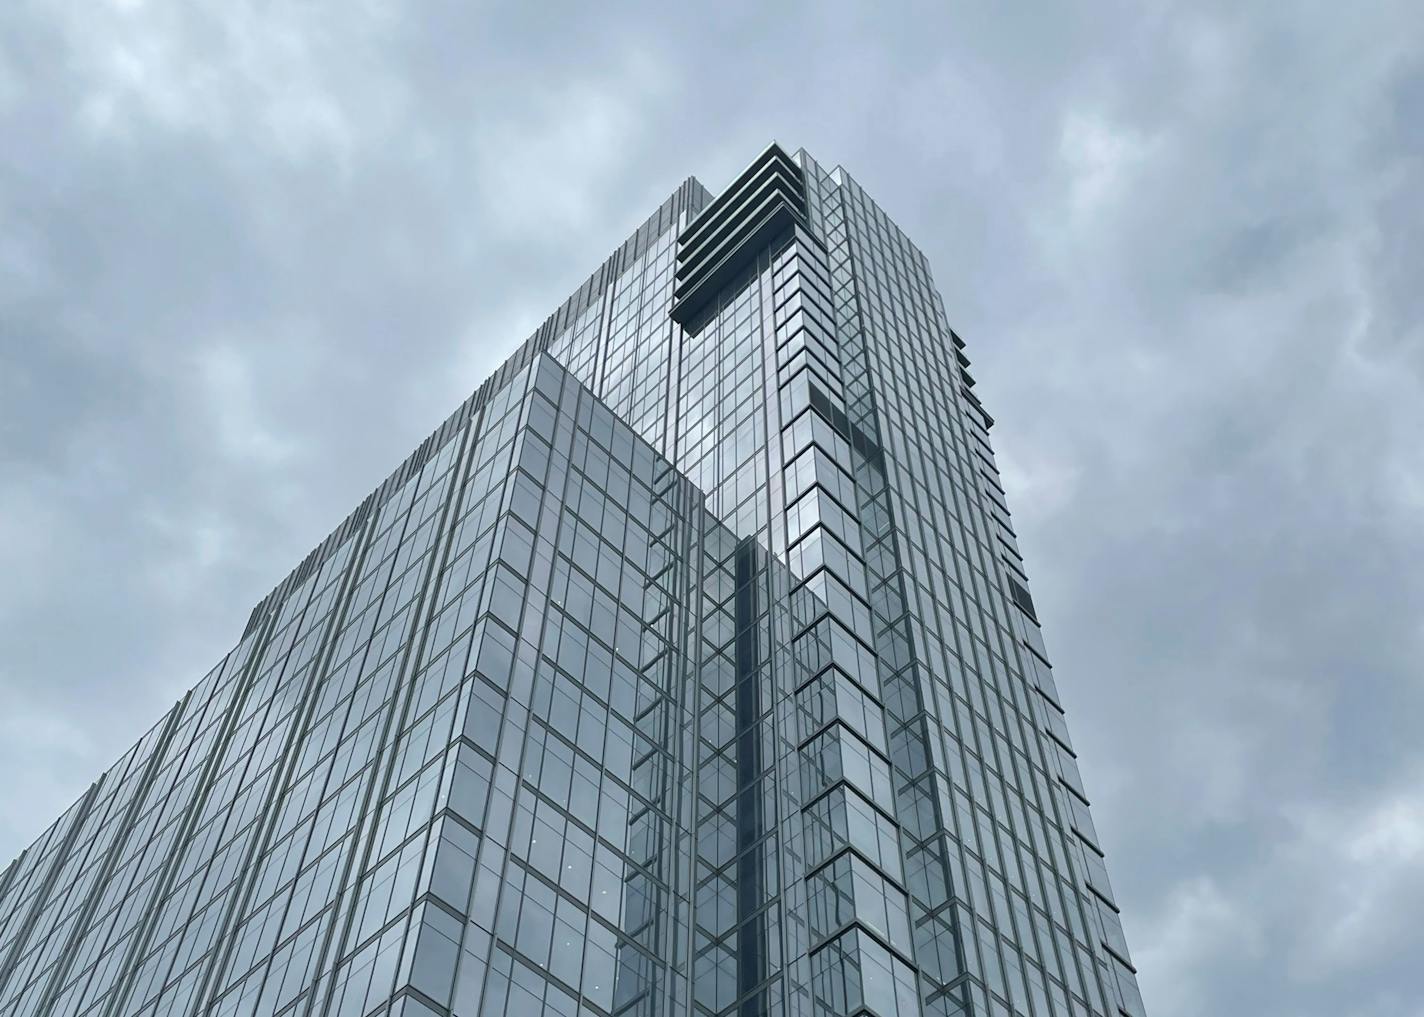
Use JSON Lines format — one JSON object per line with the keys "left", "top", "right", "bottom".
{"left": 2, "top": 3, "right": 1421, "bottom": 1015}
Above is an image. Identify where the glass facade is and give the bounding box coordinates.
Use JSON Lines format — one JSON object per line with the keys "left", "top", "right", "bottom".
{"left": 0, "top": 146, "right": 1145, "bottom": 1017}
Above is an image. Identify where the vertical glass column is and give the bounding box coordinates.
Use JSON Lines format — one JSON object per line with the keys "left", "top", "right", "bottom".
{"left": 769, "top": 225, "right": 921, "bottom": 1017}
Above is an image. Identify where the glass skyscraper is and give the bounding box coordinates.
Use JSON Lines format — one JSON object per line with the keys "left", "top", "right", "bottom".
{"left": 0, "top": 145, "right": 1146, "bottom": 1017}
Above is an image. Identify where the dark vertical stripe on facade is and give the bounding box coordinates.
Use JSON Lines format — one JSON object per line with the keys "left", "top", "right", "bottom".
{"left": 733, "top": 539, "right": 766, "bottom": 1017}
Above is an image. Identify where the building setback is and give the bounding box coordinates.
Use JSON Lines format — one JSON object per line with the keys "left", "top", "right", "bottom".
{"left": 0, "top": 145, "right": 1146, "bottom": 1017}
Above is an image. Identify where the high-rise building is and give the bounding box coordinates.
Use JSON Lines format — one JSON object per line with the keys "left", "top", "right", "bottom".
{"left": 0, "top": 145, "right": 1146, "bottom": 1017}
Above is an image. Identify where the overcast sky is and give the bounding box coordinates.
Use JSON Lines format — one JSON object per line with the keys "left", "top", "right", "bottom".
{"left": 2, "top": 3, "right": 1422, "bottom": 1015}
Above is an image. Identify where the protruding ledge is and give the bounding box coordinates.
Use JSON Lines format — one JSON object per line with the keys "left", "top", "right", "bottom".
{"left": 670, "top": 143, "right": 810, "bottom": 329}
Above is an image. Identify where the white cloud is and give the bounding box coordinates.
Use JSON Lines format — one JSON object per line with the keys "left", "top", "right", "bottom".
{"left": 996, "top": 447, "right": 1080, "bottom": 528}
{"left": 468, "top": 47, "right": 675, "bottom": 241}
{"left": 1059, "top": 112, "right": 1158, "bottom": 219}
{"left": 1134, "top": 875, "right": 1265, "bottom": 1017}
{"left": 1286, "top": 782, "right": 1424, "bottom": 979}
{"left": 193, "top": 342, "right": 299, "bottom": 466}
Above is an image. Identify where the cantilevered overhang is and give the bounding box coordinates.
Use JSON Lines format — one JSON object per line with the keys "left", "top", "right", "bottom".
{"left": 670, "top": 143, "right": 810, "bottom": 329}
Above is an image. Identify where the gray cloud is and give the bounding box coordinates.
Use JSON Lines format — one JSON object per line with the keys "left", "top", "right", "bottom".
{"left": 2, "top": 3, "right": 1421, "bottom": 1015}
